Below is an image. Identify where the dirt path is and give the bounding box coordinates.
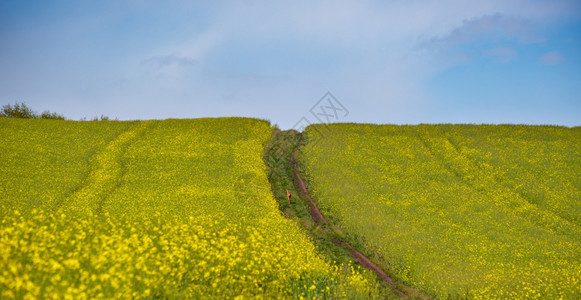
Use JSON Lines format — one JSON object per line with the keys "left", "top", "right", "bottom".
{"left": 290, "top": 154, "right": 328, "bottom": 224}
{"left": 290, "top": 138, "right": 407, "bottom": 298}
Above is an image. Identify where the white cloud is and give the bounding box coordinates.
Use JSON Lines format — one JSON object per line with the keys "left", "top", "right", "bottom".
{"left": 415, "top": 14, "right": 543, "bottom": 66}
{"left": 540, "top": 51, "right": 565, "bottom": 65}
{"left": 140, "top": 54, "right": 197, "bottom": 77}
{"left": 423, "top": 14, "right": 544, "bottom": 46}
{"left": 483, "top": 46, "right": 517, "bottom": 63}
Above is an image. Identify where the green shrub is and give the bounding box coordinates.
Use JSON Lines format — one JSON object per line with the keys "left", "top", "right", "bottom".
{"left": 40, "top": 110, "right": 66, "bottom": 120}
{"left": 1, "top": 102, "right": 37, "bottom": 118}
{"left": 1, "top": 102, "right": 65, "bottom": 120}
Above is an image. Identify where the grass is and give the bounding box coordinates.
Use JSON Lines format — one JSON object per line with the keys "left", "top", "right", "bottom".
{"left": 264, "top": 128, "right": 353, "bottom": 263}
{"left": 264, "top": 127, "right": 425, "bottom": 299}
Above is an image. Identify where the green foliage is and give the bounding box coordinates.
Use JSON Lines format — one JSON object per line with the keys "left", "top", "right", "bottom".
{"left": 1, "top": 102, "right": 37, "bottom": 118}
{"left": 301, "top": 123, "right": 581, "bottom": 298}
{"left": 40, "top": 110, "right": 66, "bottom": 120}
{"left": 264, "top": 128, "right": 408, "bottom": 299}
{"left": 1, "top": 102, "right": 65, "bottom": 119}
{"left": 92, "top": 114, "right": 110, "bottom": 121}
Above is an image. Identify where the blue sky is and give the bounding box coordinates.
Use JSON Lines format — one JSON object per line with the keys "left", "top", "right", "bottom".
{"left": 1, "top": 1, "right": 580, "bottom": 128}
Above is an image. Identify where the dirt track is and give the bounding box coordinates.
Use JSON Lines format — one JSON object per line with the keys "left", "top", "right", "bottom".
{"left": 290, "top": 138, "right": 406, "bottom": 298}
{"left": 290, "top": 154, "right": 328, "bottom": 224}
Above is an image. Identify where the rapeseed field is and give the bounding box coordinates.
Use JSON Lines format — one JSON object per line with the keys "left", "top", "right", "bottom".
{"left": 301, "top": 124, "right": 580, "bottom": 299}
{"left": 0, "top": 118, "right": 380, "bottom": 299}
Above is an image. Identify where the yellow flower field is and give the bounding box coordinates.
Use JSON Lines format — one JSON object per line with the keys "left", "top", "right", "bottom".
{"left": 0, "top": 118, "right": 380, "bottom": 299}
{"left": 301, "top": 124, "right": 581, "bottom": 299}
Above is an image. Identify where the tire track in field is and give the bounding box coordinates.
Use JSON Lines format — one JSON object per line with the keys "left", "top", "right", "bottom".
{"left": 55, "top": 124, "right": 133, "bottom": 210}
{"left": 95, "top": 120, "right": 160, "bottom": 215}
{"left": 57, "top": 121, "right": 157, "bottom": 216}
{"left": 443, "top": 132, "right": 580, "bottom": 227}
{"left": 416, "top": 129, "right": 580, "bottom": 237}
{"left": 291, "top": 136, "right": 408, "bottom": 298}
{"left": 290, "top": 153, "right": 327, "bottom": 224}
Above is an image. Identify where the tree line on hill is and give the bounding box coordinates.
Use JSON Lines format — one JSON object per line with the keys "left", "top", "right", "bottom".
{"left": 1, "top": 102, "right": 114, "bottom": 121}
{"left": 1, "top": 102, "right": 65, "bottom": 120}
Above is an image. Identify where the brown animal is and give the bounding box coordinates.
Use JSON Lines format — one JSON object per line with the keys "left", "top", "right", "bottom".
{"left": 286, "top": 189, "right": 291, "bottom": 204}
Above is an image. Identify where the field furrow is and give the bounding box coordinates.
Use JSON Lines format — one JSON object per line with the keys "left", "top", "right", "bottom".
{"left": 416, "top": 128, "right": 579, "bottom": 239}
{"left": 58, "top": 121, "right": 157, "bottom": 216}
